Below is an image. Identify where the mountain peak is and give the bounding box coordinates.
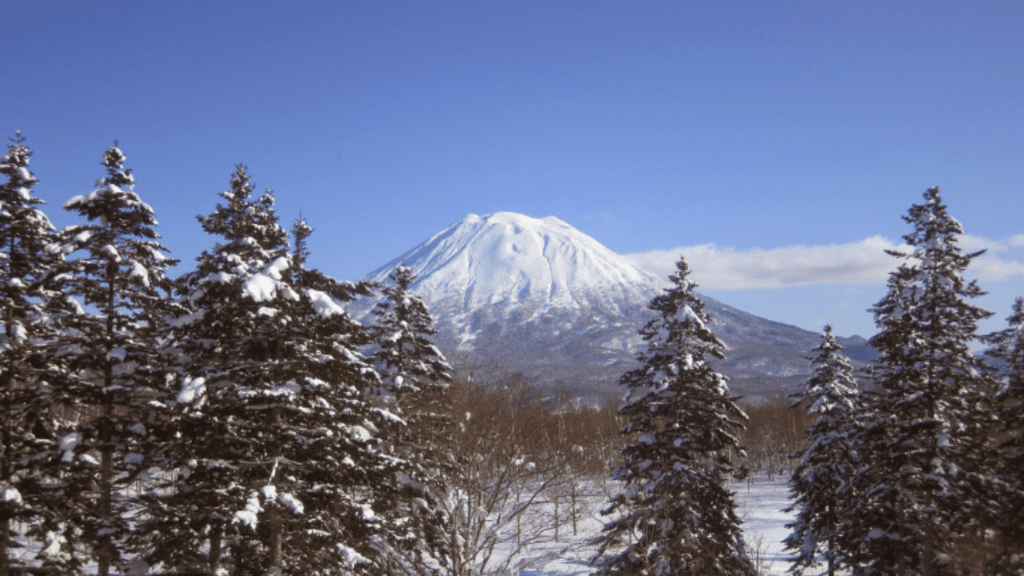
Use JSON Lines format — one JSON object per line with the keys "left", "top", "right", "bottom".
{"left": 461, "top": 211, "right": 567, "bottom": 227}
{"left": 367, "top": 211, "right": 659, "bottom": 316}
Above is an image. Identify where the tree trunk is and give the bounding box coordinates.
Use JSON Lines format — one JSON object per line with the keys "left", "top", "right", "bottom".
{"left": 449, "top": 510, "right": 463, "bottom": 576}
{"left": 553, "top": 491, "right": 559, "bottom": 543}
{"left": 268, "top": 506, "right": 282, "bottom": 571}
{"left": 0, "top": 516, "right": 9, "bottom": 576}
{"left": 267, "top": 413, "right": 283, "bottom": 573}
{"left": 209, "top": 525, "right": 222, "bottom": 575}
{"left": 827, "top": 532, "right": 835, "bottom": 576}
{"left": 97, "top": 267, "right": 117, "bottom": 576}
{"left": 571, "top": 481, "right": 578, "bottom": 537}
{"left": 97, "top": 402, "right": 114, "bottom": 576}
{"left": 922, "top": 521, "right": 936, "bottom": 576}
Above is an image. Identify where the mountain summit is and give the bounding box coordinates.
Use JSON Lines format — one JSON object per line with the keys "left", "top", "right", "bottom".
{"left": 366, "top": 211, "right": 659, "bottom": 323}
{"left": 360, "top": 212, "right": 872, "bottom": 402}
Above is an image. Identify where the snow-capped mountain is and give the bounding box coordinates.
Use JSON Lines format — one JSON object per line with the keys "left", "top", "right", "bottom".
{"left": 363, "top": 212, "right": 658, "bottom": 344}
{"left": 358, "top": 212, "right": 873, "bottom": 402}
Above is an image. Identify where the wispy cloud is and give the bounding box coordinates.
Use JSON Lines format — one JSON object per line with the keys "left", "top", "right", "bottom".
{"left": 969, "top": 256, "right": 1024, "bottom": 281}
{"left": 624, "top": 235, "right": 1024, "bottom": 290}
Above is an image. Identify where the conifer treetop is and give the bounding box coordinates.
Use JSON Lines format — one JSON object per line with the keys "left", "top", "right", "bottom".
{"left": 1, "top": 129, "right": 65, "bottom": 369}
{"left": 1, "top": 129, "right": 67, "bottom": 353}
{"left": 60, "top": 143, "right": 177, "bottom": 299}
{"left": 985, "top": 296, "right": 1024, "bottom": 396}
{"left": 622, "top": 257, "right": 728, "bottom": 398}
{"left": 291, "top": 216, "right": 313, "bottom": 269}
{"left": 795, "top": 325, "right": 859, "bottom": 416}
{"left": 1, "top": 133, "right": 59, "bottom": 285}
{"left": 0, "top": 132, "right": 55, "bottom": 254}
{"left": 870, "top": 186, "right": 992, "bottom": 363}
{"left": 64, "top": 143, "right": 158, "bottom": 236}
{"left": 1, "top": 131, "right": 40, "bottom": 190}
{"left": 370, "top": 264, "right": 452, "bottom": 400}
{"left": 198, "top": 164, "right": 287, "bottom": 252}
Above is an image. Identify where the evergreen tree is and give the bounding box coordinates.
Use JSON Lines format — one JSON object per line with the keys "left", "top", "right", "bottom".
{"left": 841, "top": 187, "right": 999, "bottom": 576}
{"left": 140, "top": 166, "right": 408, "bottom": 575}
{"left": 983, "top": 297, "right": 1024, "bottom": 575}
{"left": 368, "top": 264, "right": 453, "bottom": 575}
{"left": 592, "top": 257, "right": 753, "bottom": 576}
{"left": 369, "top": 264, "right": 452, "bottom": 408}
{"left": 784, "top": 325, "right": 861, "bottom": 576}
{"left": 286, "top": 218, "right": 422, "bottom": 576}
{"left": 55, "top": 143, "right": 179, "bottom": 575}
{"left": 0, "top": 133, "right": 72, "bottom": 576}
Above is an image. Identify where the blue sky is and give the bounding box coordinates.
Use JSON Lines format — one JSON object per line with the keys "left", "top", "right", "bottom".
{"left": 4, "top": 1, "right": 1022, "bottom": 339}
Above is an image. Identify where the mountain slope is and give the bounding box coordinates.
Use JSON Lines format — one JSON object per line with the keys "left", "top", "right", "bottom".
{"left": 367, "top": 212, "right": 656, "bottom": 318}
{"left": 358, "top": 212, "right": 873, "bottom": 402}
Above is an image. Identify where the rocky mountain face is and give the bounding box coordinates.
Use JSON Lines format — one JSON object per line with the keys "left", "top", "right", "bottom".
{"left": 356, "top": 212, "right": 874, "bottom": 404}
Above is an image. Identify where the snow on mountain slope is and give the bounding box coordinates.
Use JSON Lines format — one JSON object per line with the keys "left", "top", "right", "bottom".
{"left": 357, "top": 212, "right": 874, "bottom": 401}
{"left": 364, "top": 212, "right": 662, "bottom": 346}
{"left": 367, "top": 212, "right": 659, "bottom": 310}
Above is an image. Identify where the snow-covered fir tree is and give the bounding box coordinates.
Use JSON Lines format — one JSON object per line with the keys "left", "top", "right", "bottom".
{"left": 139, "top": 166, "right": 410, "bottom": 576}
{"left": 983, "top": 297, "right": 1024, "bottom": 575}
{"left": 785, "top": 324, "right": 861, "bottom": 576}
{"left": 369, "top": 264, "right": 452, "bottom": 408}
{"left": 53, "top": 143, "right": 180, "bottom": 575}
{"left": 592, "top": 257, "right": 753, "bottom": 576}
{"left": 291, "top": 218, "right": 446, "bottom": 576}
{"left": 840, "top": 187, "right": 999, "bottom": 576}
{"left": 0, "top": 133, "right": 75, "bottom": 576}
{"left": 368, "top": 264, "right": 453, "bottom": 575}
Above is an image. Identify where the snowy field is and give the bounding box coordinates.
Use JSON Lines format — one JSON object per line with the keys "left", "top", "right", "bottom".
{"left": 489, "top": 477, "right": 794, "bottom": 576}
{"left": 6, "top": 477, "right": 796, "bottom": 575}
{"left": 734, "top": 478, "right": 794, "bottom": 576}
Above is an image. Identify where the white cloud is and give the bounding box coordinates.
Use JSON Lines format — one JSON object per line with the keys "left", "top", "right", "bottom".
{"left": 960, "top": 233, "right": 1018, "bottom": 252}
{"left": 960, "top": 234, "right": 995, "bottom": 252}
{"left": 969, "top": 256, "right": 1024, "bottom": 281}
{"left": 625, "top": 235, "right": 1024, "bottom": 290}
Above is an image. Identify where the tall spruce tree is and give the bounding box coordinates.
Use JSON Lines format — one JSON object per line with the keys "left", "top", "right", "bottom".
{"left": 0, "top": 134, "right": 72, "bottom": 576}
{"left": 140, "top": 166, "right": 408, "bottom": 576}
{"left": 287, "top": 217, "right": 424, "bottom": 576}
{"left": 592, "top": 257, "right": 753, "bottom": 576}
{"left": 368, "top": 264, "right": 453, "bottom": 575}
{"left": 54, "top": 143, "right": 180, "bottom": 575}
{"left": 784, "top": 325, "right": 861, "bottom": 576}
{"left": 983, "top": 297, "right": 1024, "bottom": 575}
{"left": 841, "top": 187, "right": 999, "bottom": 576}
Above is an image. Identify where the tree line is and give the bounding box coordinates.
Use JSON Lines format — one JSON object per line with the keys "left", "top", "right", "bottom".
{"left": 0, "top": 135, "right": 465, "bottom": 576}
{"left": 3, "top": 133, "right": 1023, "bottom": 576}
{"left": 778, "top": 189, "right": 1024, "bottom": 576}
{"left": 588, "top": 185, "right": 1023, "bottom": 576}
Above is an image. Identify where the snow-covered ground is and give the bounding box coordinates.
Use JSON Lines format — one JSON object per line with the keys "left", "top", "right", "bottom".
{"left": 7, "top": 477, "right": 795, "bottom": 575}
{"left": 734, "top": 478, "right": 794, "bottom": 576}
{"left": 490, "top": 477, "right": 795, "bottom": 576}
